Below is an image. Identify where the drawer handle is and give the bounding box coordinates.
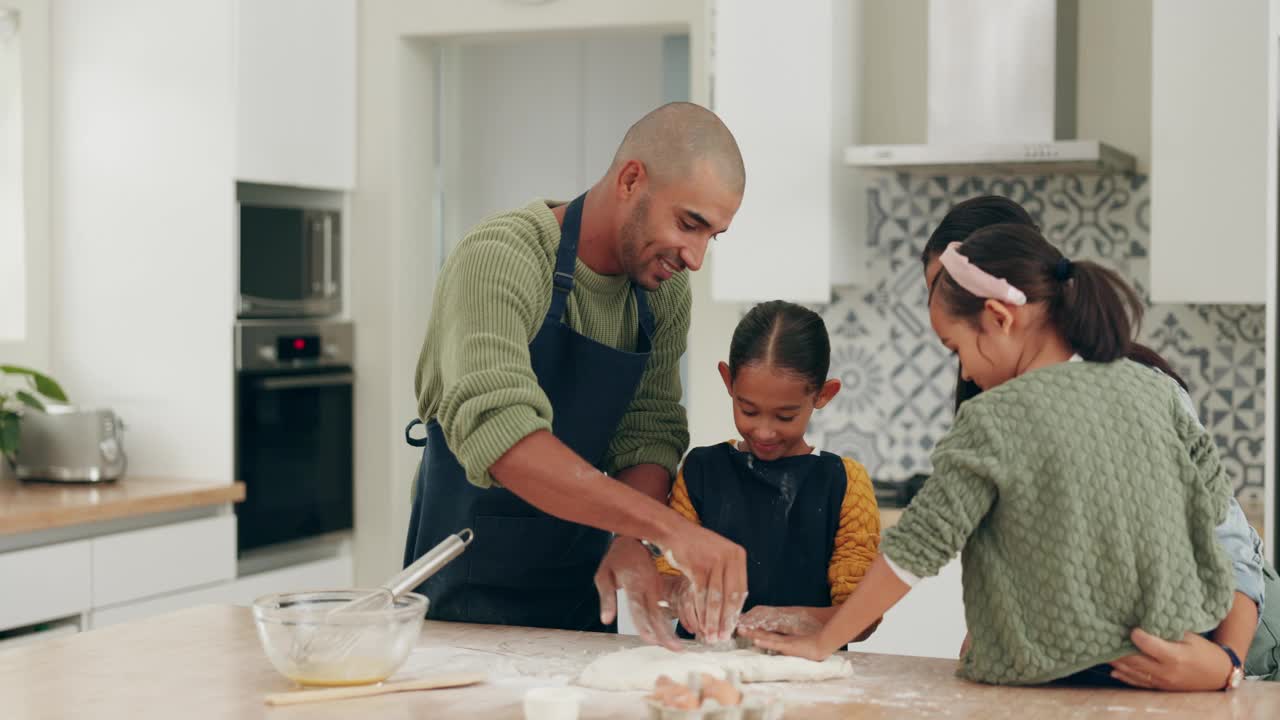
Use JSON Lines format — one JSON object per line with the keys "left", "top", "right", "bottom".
{"left": 257, "top": 373, "right": 354, "bottom": 391}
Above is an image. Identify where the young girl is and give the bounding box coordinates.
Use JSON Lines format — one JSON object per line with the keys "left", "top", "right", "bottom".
{"left": 743, "top": 224, "right": 1237, "bottom": 687}
{"left": 922, "top": 196, "right": 1278, "bottom": 688}
{"left": 655, "top": 301, "right": 881, "bottom": 642}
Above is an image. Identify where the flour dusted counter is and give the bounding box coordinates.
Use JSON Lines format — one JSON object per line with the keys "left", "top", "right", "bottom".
{"left": 3, "top": 605, "right": 1279, "bottom": 719}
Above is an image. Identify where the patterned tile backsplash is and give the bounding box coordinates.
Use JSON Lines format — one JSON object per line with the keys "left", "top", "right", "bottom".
{"left": 804, "top": 173, "right": 1267, "bottom": 531}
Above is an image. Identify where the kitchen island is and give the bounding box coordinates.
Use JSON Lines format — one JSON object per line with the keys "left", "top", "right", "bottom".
{"left": 3, "top": 605, "right": 1279, "bottom": 719}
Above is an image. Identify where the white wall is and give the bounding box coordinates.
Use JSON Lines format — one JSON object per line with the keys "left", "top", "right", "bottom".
{"left": 51, "top": 0, "right": 235, "bottom": 481}
{"left": 438, "top": 33, "right": 671, "bottom": 259}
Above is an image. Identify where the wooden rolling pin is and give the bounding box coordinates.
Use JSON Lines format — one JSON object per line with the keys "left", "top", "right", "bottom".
{"left": 264, "top": 672, "right": 486, "bottom": 706}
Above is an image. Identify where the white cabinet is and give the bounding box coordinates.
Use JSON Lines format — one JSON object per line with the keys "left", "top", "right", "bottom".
{"left": 847, "top": 558, "right": 966, "bottom": 660}
{"left": 0, "top": 515, "right": 237, "bottom": 635}
{"left": 709, "top": 0, "right": 860, "bottom": 302}
{"left": 235, "top": 0, "right": 356, "bottom": 190}
{"left": 1150, "top": 0, "right": 1269, "bottom": 304}
{"left": 91, "top": 515, "right": 236, "bottom": 608}
{"left": 0, "top": 540, "right": 91, "bottom": 631}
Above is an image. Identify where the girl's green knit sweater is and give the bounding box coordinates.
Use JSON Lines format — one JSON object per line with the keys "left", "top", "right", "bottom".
{"left": 882, "top": 359, "right": 1234, "bottom": 685}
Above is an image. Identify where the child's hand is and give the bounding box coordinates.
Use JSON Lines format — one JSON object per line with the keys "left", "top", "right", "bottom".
{"left": 737, "top": 606, "right": 825, "bottom": 636}
{"left": 738, "top": 628, "right": 832, "bottom": 662}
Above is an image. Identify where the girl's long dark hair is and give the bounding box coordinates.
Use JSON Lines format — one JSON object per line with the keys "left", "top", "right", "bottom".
{"left": 924, "top": 198, "right": 1187, "bottom": 409}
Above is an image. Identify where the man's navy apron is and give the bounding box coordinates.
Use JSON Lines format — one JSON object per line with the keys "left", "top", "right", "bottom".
{"left": 402, "top": 194, "right": 655, "bottom": 632}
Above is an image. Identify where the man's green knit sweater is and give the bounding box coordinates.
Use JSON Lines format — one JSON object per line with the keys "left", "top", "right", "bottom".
{"left": 414, "top": 199, "right": 691, "bottom": 489}
{"left": 881, "top": 359, "right": 1234, "bottom": 685}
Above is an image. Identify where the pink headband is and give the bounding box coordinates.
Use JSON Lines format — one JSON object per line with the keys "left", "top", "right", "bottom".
{"left": 938, "top": 242, "right": 1027, "bottom": 306}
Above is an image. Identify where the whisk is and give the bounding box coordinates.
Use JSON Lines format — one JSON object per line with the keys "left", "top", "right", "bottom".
{"left": 287, "top": 528, "right": 473, "bottom": 664}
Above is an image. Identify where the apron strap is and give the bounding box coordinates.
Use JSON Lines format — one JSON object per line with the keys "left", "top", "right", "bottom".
{"left": 405, "top": 418, "right": 428, "bottom": 447}
{"left": 548, "top": 193, "right": 656, "bottom": 349}
{"left": 633, "top": 285, "right": 656, "bottom": 346}
{"left": 545, "top": 194, "right": 585, "bottom": 326}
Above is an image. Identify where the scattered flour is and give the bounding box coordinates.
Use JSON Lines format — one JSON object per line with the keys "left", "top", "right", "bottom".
{"left": 575, "top": 646, "right": 853, "bottom": 691}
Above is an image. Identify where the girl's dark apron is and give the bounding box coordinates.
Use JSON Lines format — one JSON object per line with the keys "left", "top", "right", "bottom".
{"left": 673, "top": 443, "right": 846, "bottom": 638}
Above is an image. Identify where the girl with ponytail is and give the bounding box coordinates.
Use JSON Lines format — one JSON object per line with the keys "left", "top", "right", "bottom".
{"left": 744, "top": 222, "right": 1268, "bottom": 689}
{"left": 917, "top": 198, "right": 1277, "bottom": 687}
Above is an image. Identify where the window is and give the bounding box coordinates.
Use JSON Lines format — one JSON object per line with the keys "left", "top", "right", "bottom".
{"left": 0, "top": 8, "right": 22, "bottom": 341}
{"left": 0, "top": 0, "right": 48, "bottom": 368}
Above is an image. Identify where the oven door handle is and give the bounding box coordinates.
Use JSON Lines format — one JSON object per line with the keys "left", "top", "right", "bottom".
{"left": 257, "top": 373, "right": 355, "bottom": 391}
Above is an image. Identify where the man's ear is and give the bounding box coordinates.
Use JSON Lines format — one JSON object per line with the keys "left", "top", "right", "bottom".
{"left": 615, "top": 159, "right": 646, "bottom": 199}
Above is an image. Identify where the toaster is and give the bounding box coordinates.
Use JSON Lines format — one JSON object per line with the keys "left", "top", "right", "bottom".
{"left": 12, "top": 406, "right": 127, "bottom": 483}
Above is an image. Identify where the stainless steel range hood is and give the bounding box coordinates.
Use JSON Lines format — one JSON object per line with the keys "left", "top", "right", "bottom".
{"left": 845, "top": 0, "right": 1136, "bottom": 174}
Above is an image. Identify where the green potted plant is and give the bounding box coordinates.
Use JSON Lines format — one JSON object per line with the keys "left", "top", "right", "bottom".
{"left": 1, "top": 365, "right": 68, "bottom": 467}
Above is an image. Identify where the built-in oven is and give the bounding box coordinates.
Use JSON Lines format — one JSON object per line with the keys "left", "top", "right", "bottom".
{"left": 234, "top": 319, "right": 354, "bottom": 553}
{"left": 238, "top": 203, "right": 342, "bottom": 318}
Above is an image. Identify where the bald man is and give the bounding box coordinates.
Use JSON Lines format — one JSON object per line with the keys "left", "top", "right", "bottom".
{"left": 403, "top": 103, "right": 748, "bottom": 648}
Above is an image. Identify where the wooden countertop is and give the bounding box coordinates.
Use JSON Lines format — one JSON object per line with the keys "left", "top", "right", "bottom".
{"left": 0, "top": 475, "right": 244, "bottom": 536}
{"left": 3, "top": 605, "right": 1276, "bottom": 719}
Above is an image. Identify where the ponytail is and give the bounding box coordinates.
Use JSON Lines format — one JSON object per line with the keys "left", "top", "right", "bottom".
{"left": 1126, "top": 342, "right": 1189, "bottom": 391}
{"left": 1049, "top": 260, "right": 1143, "bottom": 365}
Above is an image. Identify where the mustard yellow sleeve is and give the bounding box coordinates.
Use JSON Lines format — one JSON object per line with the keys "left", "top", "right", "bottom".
{"left": 828, "top": 458, "right": 881, "bottom": 604}
{"left": 656, "top": 466, "right": 700, "bottom": 577}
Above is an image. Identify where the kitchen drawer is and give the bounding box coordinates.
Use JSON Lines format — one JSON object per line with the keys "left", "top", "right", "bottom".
{"left": 0, "top": 540, "right": 91, "bottom": 632}
{"left": 91, "top": 515, "right": 236, "bottom": 607}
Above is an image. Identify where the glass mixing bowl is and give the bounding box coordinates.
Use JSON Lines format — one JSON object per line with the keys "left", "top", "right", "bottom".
{"left": 253, "top": 590, "right": 428, "bottom": 686}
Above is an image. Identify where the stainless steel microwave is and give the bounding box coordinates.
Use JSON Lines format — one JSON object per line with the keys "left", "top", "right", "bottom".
{"left": 238, "top": 204, "right": 341, "bottom": 318}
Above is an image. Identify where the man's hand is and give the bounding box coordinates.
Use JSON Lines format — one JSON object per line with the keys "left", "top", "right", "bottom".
{"left": 1110, "top": 629, "right": 1235, "bottom": 692}
{"left": 594, "top": 537, "right": 682, "bottom": 651}
{"left": 657, "top": 522, "right": 748, "bottom": 644}
{"left": 662, "top": 574, "right": 703, "bottom": 637}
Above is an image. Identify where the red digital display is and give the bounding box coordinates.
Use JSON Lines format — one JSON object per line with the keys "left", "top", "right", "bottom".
{"left": 277, "top": 335, "right": 320, "bottom": 361}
